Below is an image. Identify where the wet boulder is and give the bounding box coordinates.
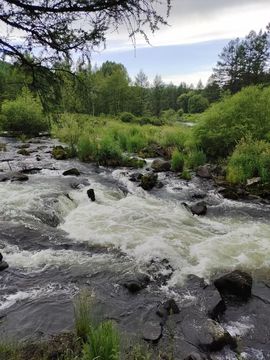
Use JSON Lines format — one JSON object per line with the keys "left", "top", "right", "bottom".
{"left": 140, "top": 173, "right": 158, "bottom": 190}
{"left": 63, "top": 168, "right": 80, "bottom": 176}
{"left": 151, "top": 159, "right": 171, "bottom": 172}
{"left": 123, "top": 273, "right": 150, "bottom": 293}
{"left": 196, "top": 165, "right": 212, "bottom": 179}
{"left": 182, "top": 316, "right": 236, "bottom": 353}
{"left": 129, "top": 172, "right": 143, "bottom": 182}
{"left": 52, "top": 146, "right": 70, "bottom": 160}
{"left": 183, "top": 201, "right": 207, "bottom": 216}
{"left": 214, "top": 270, "right": 252, "bottom": 303}
{"left": 157, "top": 299, "right": 180, "bottom": 319}
{"left": 0, "top": 261, "right": 8, "bottom": 272}
{"left": 142, "top": 321, "right": 163, "bottom": 343}
{"left": 87, "top": 189, "right": 95, "bottom": 202}
{"left": 0, "top": 173, "right": 9, "bottom": 182}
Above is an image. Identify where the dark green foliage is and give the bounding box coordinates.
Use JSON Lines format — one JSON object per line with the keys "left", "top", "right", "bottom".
{"left": 194, "top": 86, "right": 270, "bottom": 159}
{"left": 214, "top": 25, "right": 270, "bottom": 93}
{"left": 97, "top": 137, "right": 123, "bottom": 166}
{"left": 227, "top": 139, "right": 270, "bottom": 184}
{"left": 1, "top": 89, "right": 48, "bottom": 135}
{"left": 188, "top": 95, "right": 209, "bottom": 114}
{"left": 120, "top": 112, "right": 136, "bottom": 123}
{"left": 171, "top": 149, "right": 184, "bottom": 172}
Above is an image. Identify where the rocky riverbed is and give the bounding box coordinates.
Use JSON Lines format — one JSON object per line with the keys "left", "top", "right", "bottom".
{"left": 1, "top": 136, "right": 270, "bottom": 359}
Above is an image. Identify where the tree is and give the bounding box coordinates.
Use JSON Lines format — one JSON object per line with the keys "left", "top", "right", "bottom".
{"left": 151, "top": 75, "right": 164, "bottom": 117}
{"left": 213, "top": 25, "right": 270, "bottom": 93}
{"left": 188, "top": 94, "right": 209, "bottom": 113}
{"left": 0, "top": 1, "right": 171, "bottom": 69}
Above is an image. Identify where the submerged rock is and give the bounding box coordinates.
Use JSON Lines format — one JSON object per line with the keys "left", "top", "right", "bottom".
{"left": 87, "top": 189, "right": 95, "bottom": 202}
{"left": 63, "top": 168, "right": 80, "bottom": 176}
{"left": 129, "top": 172, "right": 143, "bottom": 182}
{"left": 151, "top": 159, "right": 171, "bottom": 172}
{"left": 214, "top": 270, "right": 252, "bottom": 303}
{"left": 123, "top": 273, "right": 150, "bottom": 293}
{"left": 140, "top": 173, "right": 158, "bottom": 190}
{"left": 183, "top": 201, "right": 207, "bottom": 216}
{"left": 10, "top": 172, "right": 29, "bottom": 182}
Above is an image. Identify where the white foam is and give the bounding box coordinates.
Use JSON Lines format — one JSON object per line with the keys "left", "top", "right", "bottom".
{"left": 0, "top": 283, "right": 77, "bottom": 311}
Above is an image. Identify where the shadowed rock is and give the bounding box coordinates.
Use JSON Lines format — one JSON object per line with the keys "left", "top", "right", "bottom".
{"left": 63, "top": 168, "right": 80, "bottom": 176}
{"left": 214, "top": 270, "right": 252, "bottom": 303}
{"left": 140, "top": 173, "right": 158, "bottom": 190}
{"left": 151, "top": 159, "right": 171, "bottom": 172}
{"left": 87, "top": 188, "right": 95, "bottom": 202}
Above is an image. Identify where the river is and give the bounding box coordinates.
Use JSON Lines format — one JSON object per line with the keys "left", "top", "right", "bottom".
{"left": 0, "top": 136, "right": 270, "bottom": 359}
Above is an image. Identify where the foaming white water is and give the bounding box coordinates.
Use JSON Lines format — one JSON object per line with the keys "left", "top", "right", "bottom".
{"left": 0, "top": 179, "right": 76, "bottom": 224}
{"left": 3, "top": 244, "right": 115, "bottom": 271}
{"left": 58, "top": 176, "right": 270, "bottom": 283}
{"left": 0, "top": 283, "right": 77, "bottom": 312}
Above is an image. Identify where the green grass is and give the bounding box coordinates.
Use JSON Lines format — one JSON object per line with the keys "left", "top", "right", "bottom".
{"left": 171, "top": 149, "right": 184, "bottom": 172}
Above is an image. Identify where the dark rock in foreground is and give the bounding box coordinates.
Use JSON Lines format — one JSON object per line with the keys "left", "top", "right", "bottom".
{"left": 140, "top": 173, "right": 158, "bottom": 190}
{"left": 63, "top": 168, "right": 80, "bottom": 176}
{"left": 123, "top": 273, "right": 150, "bottom": 293}
{"left": 0, "top": 261, "right": 9, "bottom": 272}
{"left": 143, "top": 321, "right": 162, "bottom": 343}
{"left": 87, "top": 188, "right": 95, "bottom": 202}
{"left": 129, "top": 172, "right": 143, "bottom": 182}
{"left": 214, "top": 270, "right": 252, "bottom": 303}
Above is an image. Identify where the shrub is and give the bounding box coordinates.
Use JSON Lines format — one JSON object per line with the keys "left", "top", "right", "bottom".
{"left": 188, "top": 94, "right": 209, "bottom": 113}
{"left": 97, "top": 136, "right": 123, "bottom": 166}
{"left": 171, "top": 149, "right": 184, "bottom": 172}
{"left": 227, "top": 139, "right": 270, "bottom": 184}
{"left": 1, "top": 88, "right": 48, "bottom": 135}
{"left": 186, "top": 149, "right": 206, "bottom": 169}
{"left": 194, "top": 86, "right": 270, "bottom": 160}
{"left": 77, "top": 136, "right": 98, "bottom": 162}
{"left": 120, "top": 112, "right": 136, "bottom": 123}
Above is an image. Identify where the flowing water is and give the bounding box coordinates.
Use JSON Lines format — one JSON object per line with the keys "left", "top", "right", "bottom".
{"left": 0, "top": 137, "right": 270, "bottom": 358}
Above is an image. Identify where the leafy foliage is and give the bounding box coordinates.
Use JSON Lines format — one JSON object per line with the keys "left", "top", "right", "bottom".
{"left": 227, "top": 139, "right": 270, "bottom": 184}
{"left": 194, "top": 86, "right": 270, "bottom": 159}
{"left": 1, "top": 88, "right": 48, "bottom": 135}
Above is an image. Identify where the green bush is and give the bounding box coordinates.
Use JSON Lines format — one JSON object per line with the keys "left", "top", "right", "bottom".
{"left": 188, "top": 94, "right": 209, "bottom": 114}
{"left": 120, "top": 112, "right": 136, "bottom": 123}
{"left": 171, "top": 149, "right": 184, "bottom": 172}
{"left": 227, "top": 139, "right": 270, "bottom": 184}
{"left": 186, "top": 149, "right": 206, "bottom": 169}
{"left": 97, "top": 136, "right": 123, "bottom": 166}
{"left": 1, "top": 88, "right": 48, "bottom": 135}
{"left": 194, "top": 86, "right": 270, "bottom": 160}
{"left": 77, "top": 135, "right": 98, "bottom": 162}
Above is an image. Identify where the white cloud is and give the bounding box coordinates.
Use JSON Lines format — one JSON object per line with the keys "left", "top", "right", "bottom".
{"left": 157, "top": 70, "right": 212, "bottom": 86}
{"left": 103, "top": 3, "right": 270, "bottom": 52}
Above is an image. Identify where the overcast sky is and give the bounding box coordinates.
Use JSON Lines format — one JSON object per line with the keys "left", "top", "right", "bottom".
{"left": 92, "top": 0, "right": 270, "bottom": 86}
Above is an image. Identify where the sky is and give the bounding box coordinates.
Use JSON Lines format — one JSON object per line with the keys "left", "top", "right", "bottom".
{"left": 91, "top": 0, "right": 270, "bottom": 86}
